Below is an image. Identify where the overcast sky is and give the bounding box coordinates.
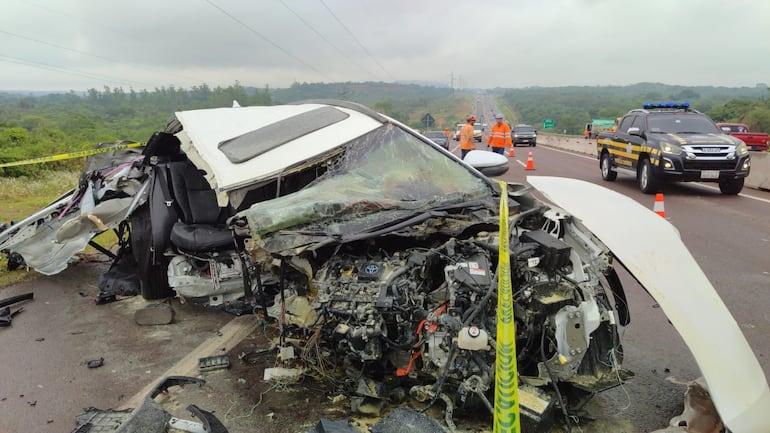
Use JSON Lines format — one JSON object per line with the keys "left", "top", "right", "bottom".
{"left": 1, "top": 0, "right": 768, "bottom": 91}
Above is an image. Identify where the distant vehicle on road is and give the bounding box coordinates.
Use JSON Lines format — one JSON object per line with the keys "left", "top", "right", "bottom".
{"left": 597, "top": 102, "right": 751, "bottom": 195}
{"left": 512, "top": 124, "right": 537, "bottom": 146}
{"left": 473, "top": 122, "right": 485, "bottom": 142}
{"left": 716, "top": 123, "right": 769, "bottom": 152}
{"left": 584, "top": 119, "right": 616, "bottom": 139}
{"left": 424, "top": 131, "right": 449, "bottom": 149}
{"left": 453, "top": 121, "right": 484, "bottom": 142}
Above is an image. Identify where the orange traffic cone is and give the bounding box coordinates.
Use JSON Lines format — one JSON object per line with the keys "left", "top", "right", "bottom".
{"left": 508, "top": 147, "right": 515, "bottom": 157}
{"left": 525, "top": 151, "right": 535, "bottom": 170}
{"left": 653, "top": 193, "right": 665, "bottom": 218}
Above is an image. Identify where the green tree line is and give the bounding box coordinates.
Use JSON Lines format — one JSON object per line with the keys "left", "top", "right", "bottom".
{"left": 496, "top": 82, "right": 770, "bottom": 135}
{"left": 4, "top": 81, "right": 768, "bottom": 178}
{"left": 0, "top": 83, "right": 272, "bottom": 176}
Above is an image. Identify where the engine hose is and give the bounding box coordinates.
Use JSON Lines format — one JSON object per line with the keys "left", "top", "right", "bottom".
{"left": 471, "top": 352, "right": 492, "bottom": 377}
{"left": 420, "top": 343, "right": 458, "bottom": 413}
{"left": 439, "top": 392, "right": 457, "bottom": 432}
{"left": 540, "top": 326, "right": 573, "bottom": 433}
{"left": 384, "top": 334, "right": 416, "bottom": 350}
{"left": 508, "top": 206, "right": 546, "bottom": 243}
{"left": 463, "top": 269, "right": 498, "bottom": 326}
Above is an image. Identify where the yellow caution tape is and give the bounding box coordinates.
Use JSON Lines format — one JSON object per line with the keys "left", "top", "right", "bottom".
{"left": 0, "top": 142, "right": 143, "bottom": 168}
{"left": 494, "top": 180, "right": 521, "bottom": 433}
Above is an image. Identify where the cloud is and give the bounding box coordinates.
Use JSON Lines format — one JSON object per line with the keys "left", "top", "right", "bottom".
{"left": 1, "top": 0, "right": 768, "bottom": 90}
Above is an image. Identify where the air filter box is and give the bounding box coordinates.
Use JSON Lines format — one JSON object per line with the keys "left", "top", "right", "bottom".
{"left": 520, "top": 230, "right": 572, "bottom": 271}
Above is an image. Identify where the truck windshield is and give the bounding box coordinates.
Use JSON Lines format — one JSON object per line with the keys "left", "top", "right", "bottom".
{"left": 647, "top": 114, "right": 720, "bottom": 134}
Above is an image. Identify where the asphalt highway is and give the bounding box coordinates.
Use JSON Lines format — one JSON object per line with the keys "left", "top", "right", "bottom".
{"left": 460, "top": 93, "right": 770, "bottom": 431}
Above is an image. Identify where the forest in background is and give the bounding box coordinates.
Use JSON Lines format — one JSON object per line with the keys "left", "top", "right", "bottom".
{"left": 496, "top": 82, "right": 770, "bottom": 134}
{"left": 1, "top": 81, "right": 768, "bottom": 176}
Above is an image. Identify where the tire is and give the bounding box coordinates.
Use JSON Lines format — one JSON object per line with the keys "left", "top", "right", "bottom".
{"left": 638, "top": 158, "right": 658, "bottom": 194}
{"left": 600, "top": 152, "right": 617, "bottom": 181}
{"left": 129, "top": 204, "right": 174, "bottom": 300}
{"left": 719, "top": 178, "right": 744, "bottom": 195}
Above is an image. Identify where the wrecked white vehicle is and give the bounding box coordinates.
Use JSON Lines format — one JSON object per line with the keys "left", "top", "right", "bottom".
{"left": 1, "top": 101, "right": 768, "bottom": 432}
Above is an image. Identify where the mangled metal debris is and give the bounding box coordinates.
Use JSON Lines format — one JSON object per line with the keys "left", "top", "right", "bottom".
{"left": 3, "top": 101, "right": 768, "bottom": 431}
{"left": 71, "top": 376, "right": 229, "bottom": 433}
{"left": 653, "top": 378, "right": 724, "bottom": 433}
{"left": 0, "top": 292, "right": 33, "bottom": 327}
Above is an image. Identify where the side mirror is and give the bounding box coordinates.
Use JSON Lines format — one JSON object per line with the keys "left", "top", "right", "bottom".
{"left": 721, "top": 127, "right": 732, "bottom": 134}
{"left": 627, "top": 127, "right": 642, "bottom": 137}
{"left": 463, "top": 150, "right": 510, "bottom": 177}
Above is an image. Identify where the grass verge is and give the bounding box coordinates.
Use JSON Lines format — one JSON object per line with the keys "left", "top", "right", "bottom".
{"left": 0, "top": 170, "right": 119, "bottom": 288}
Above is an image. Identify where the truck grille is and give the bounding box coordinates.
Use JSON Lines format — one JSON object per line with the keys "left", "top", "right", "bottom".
{"left": 683, "top": 160, "right": 737, "bottom": 170}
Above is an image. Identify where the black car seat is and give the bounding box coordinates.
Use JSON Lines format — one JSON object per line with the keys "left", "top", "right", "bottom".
{"left": 166, "top": 160, "right": 234, "bottom": 252}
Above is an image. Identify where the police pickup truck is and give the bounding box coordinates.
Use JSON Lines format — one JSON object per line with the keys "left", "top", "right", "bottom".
{"left": 597, "top": 102, "right": 751, "bottom": 195}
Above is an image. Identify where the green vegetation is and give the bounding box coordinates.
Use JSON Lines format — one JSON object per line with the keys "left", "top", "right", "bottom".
{"left": 495, "top": 83, "right": 770, "bottom": 135}
{"left": 272, "top": 81, "right": 471, "bottom": 130}
{"left": 0, "top": 170, "right": 80, "bottom": 222}
{"left": 0, "top": 83, "right": 272, "bottom": 176}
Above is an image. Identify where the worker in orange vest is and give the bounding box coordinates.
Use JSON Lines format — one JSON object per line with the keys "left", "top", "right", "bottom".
{"left": 459, "top": 114, "right": 476, "bottom": 159}
{"left": 487, "top": 113, "right": 512, "bottom": 155}
{"left": 444, "top": 128, "right": 451, "bottom": 140}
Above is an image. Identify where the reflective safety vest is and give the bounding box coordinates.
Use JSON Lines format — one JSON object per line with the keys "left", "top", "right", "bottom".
{"left": 459, "top": 123, "right": 475, "bottom": 150}
{"left": 487, "top": 123, "right": 512, "bottom": 148}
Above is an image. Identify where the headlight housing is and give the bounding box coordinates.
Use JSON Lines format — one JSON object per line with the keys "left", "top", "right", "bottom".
{"left": 736, "top": 142, "right": 749, "bottom": 156}
{"left": 660, "top": 142, "right": 682, "bottom": 155}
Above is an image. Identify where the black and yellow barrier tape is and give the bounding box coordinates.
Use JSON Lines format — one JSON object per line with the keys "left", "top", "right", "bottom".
{"left": 494, "top": 180, "right": 521, "bottom": 433}
{"left": 0, "top": 142, "right": 143, "bottom": 168}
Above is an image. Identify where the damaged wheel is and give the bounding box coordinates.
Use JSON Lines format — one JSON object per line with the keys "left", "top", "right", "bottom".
{"left": 129, "top": 204, "right": 174, "bottom": 300}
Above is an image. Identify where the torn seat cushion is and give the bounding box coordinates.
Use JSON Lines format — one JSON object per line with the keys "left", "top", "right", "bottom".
{"left": 170, "top": 223, "right": 233, "bottom": 252}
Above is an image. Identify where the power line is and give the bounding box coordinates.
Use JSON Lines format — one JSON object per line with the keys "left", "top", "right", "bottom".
{"left": 0, "top": 53, "right": 147, "bottom": 87}
{"left": 277, "top": 0, "right": 375, "bottom": 78}
{"left": 10, "top": 1, "right": 207, "bottom": 86}
{"left": 0, "top": 28, "right": 203, "bottom": 86}
{"left": 318, "top": 0, "right": 393, "bottom": 81}
{"left": 0, "top": 29, "right": 120, "bottom": 64}
{"left": 204, "top": 0, "right": 331, "bottom": 81}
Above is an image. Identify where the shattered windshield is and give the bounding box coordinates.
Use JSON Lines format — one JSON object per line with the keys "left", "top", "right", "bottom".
{"left": 238, "top": 124, "right": 492, "bottom": 237}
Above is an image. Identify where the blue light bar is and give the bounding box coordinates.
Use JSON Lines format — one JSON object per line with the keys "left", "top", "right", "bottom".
{"left": 643, "top": 102, "right": 691, "bottom": 110}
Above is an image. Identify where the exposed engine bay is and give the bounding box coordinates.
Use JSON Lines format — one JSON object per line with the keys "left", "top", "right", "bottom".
{"left": 4, "top": 101, "right": 768, "bottom": 432}
{"left": 241, "top": 206, "right": 628, "bottom": 429}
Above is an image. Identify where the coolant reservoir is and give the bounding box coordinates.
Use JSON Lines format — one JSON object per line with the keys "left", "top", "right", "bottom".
{"left": 457, "top": 326, "right": 491, "bottom": 351}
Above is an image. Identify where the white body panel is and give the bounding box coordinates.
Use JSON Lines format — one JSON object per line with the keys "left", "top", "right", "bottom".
{"left": 527, "top": 176, "right": 770, "bottom": 433}
{"left": 174, "top": 105, "right": 381, "bottom": 193}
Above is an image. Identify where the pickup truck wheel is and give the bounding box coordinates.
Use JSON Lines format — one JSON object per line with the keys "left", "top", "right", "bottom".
{"left": 600, "top": 152, "right": 617, "bottom": 181}
{"left": 638, "top": 158, "right": 658, "bottom": 194}
{"left": 718, "top": 178, "right": 744, "bottom": 195}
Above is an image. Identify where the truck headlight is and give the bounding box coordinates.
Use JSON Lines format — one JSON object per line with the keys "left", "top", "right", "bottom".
{"left": 736, "top": 142, "right": 749, "bottom": 156}
{"left": 660, "top": 142, "right": 682, "bottom": 155}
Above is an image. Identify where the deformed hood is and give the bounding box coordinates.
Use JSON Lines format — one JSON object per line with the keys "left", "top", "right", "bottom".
{"left": 527, "top": 176, "right": 770, "bottom": 433}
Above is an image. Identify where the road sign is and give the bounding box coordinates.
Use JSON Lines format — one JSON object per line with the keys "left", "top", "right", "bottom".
{"left": 421, "top": 113, "right": 435, "bottom": 128}
{"left": 543, "top": 119, "right": 555, "bottom": 129}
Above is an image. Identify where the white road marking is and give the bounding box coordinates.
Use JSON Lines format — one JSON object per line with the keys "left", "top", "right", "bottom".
{"left": 119, "top": 315, "right": 261, "bottom": 410}
{"left": 516, "top": 160, "right": 526, "bottom": 168}
{"left": 539, "top": 144, "right": 597, "bottom": 161}
{"left": 538, "top": 144, "right": 770, "bottom": 205}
